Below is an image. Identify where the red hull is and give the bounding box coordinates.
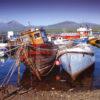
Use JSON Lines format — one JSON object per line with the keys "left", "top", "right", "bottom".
{"left": 62, "top": 35, "right": 80, "bottom": 40}
{"left": 20, "top": 43, "right": 58, "bottom": 80}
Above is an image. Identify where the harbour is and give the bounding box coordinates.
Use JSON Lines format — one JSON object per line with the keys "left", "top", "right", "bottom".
{"left": 0, "top": 28, "right": 100, "bottom": 99}
{"left": 0, "top": 0, "right": 100, "bottom": 99}
{"left": 0, "top": 46, "right": 100, "bottom": 100}
{"left": 0, "top": 46, "right": 100, "bottom": 87}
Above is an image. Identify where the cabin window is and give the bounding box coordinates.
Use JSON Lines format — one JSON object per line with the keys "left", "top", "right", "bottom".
{"left": 41, "top": 31, "right": 48, "bottom": 42}
{"left": 22, "top": 36, "right": 29, "bottom": 42}
{"left": 34, "top": 33, "right": 41, "bottom": 39}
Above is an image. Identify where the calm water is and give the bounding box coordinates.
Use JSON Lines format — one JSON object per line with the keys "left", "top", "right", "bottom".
{"left": 0, "top": 57, "right": 26, "bottom": 86}
{"left": 93, "top": 47, "right": 100, "bottom": 88}
{"left": 0, "top": 47, "right": 100, "bottom": 88}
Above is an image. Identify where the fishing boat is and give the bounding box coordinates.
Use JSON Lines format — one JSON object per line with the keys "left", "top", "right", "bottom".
{"left": 76, "top": 26, "right": 93, "bottom": 43}
{"left": 0, "top": 35, "right": 8, "bottom": 57}
{"left": 56, "top": 43, "right": 95, "bottom": 80}
{"left": 53, "top": 36, "right": 74, "bottom": 48}
{"left": 0, "top": 43, "right": 8, "bottom": 57}
{"left": 0, "top": 48, "right": 8, "bottom": 57}
{"left": 18, "top": 28, "right": 58, "bottom": 80}
{"left": 95, "top": 39, "right": 100, "bottom": 47}
{"left": 88, "top": 38, "right": 100, "bottom": 48}
{"left": 61, "top": 33, "right": 80, "bottom": 40}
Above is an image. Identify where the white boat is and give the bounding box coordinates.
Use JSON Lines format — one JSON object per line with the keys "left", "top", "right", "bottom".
{"left": 54, "top": 37, "right": 69, "bottom": 45}
{"left": 76, "top": 26, "right": 93, "bottom": 43}
{"left": 0, "top": 47, "right": 8, "bottom": 57}
{"left": 0, "top": 35, "right": 8, "bottom": 57}
{"left": 57, "top": 43, "right": 95, "bottom": 80}
{"left": 0, "top": 43, "right": 7, "bottom": 48}
{"left": 0, "top": 42, "right": 8, "bottom": 57}
{"left": 0, "top": 57, "right": 6, "bottom": 64}
{"left": 53, "top": 37, "right": 74, "bottom": 49}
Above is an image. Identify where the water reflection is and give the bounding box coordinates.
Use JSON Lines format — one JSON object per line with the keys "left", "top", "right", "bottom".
{"left": 0, "top": 57, "right": 7, "bottom": 64}
{"left": 0, "top": 46, "right": 100, "bottom": 89}
{"left": 20, "top": 46, "right": 100, "bottom": 90}
{"left": 93, "top": 47, "right": 100, "bottom": 89}
{"left": 0, "top": 57, "right": 26, "bottom": 86}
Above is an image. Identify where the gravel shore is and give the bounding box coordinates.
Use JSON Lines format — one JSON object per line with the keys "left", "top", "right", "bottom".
{"left": 0, "top": 84, "right": 100, "bottom": 100}
{"left": 0, "top": 66, "right": 99, "bottom": 100}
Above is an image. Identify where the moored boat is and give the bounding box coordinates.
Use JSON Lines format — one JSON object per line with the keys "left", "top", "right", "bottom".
{"left": 61, "top": 33, "right": 80, "bottom": 40}
{"left": 0, "top": 35, "right": 8, "bottom": 57}
{"left": 53, "top": 36, "right": 74, "bottom": 48}
{"left": 56, "top": 43, "right": 95, "bottom": 80}
{"left": 76, "top": 26, "right": 93, "bottom": 43}
{"left": 88, "top": 38, "right": 100, "bottom": 48}
{"left": 17, "top": 28, "right": 58, "bottom": 80}
{"left": 0, "top": 48, "right": 8, "bottom": 57}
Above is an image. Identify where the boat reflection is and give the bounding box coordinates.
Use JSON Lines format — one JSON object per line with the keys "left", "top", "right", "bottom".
{"left": 20, "top": 64, "right": 95, "bottom": 90}
{"left": 0, "top": 57, "right": 7, "bottom": 64}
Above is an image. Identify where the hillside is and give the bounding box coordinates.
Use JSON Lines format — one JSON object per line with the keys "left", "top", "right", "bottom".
{"left": 0, "top": 20, "right": 25, "bottom": 33}
{"left": 0, "top": 20, "right": 100, "bottom": 34}
{"left": 45, "top": 21, "right": 100, "bottom": 33}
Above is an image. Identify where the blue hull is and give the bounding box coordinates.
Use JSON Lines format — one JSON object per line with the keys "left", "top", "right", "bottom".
{"left": 59, "top": 44, "right": 95, "bottom": 80}
{"left": 74, "top": 38, "right": 88, "bottom": 44}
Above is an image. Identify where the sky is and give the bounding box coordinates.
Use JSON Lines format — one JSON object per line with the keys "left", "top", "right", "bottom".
{"left": 0, "top": 0, "right": 100, "bottom": 26}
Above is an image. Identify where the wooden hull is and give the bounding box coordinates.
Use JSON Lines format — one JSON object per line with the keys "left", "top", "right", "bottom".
{"left": 59, "top": 43, "right": 95, "bottom": 80}
{"left": 20, "top": 43, "right": 58, "bottom": 80}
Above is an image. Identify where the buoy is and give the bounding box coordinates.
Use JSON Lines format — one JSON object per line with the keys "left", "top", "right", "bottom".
{"left": 56, "top": 75, "right": 61, "bottom": 81}
{"left": 55, "top": 60, "right": 60, "bottom": 65}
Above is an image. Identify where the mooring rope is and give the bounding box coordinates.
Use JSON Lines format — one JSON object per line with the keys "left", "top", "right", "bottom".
{"left": 21, "top": 45, "right": 41, "bottom": 80}
{"left": 0, "top": 40, "right": 30, "bottom": 56}
{"left": 42, "top": 48, "right": 59, "bottom": 76}
{"left": 0, "top": 45, "right": 23, "bottom": 87}
{"left": 0, "top": 60, "right": 16, "bottom": 87}
{"left": 6, "top": 50, "right": 21, "bottom": 85}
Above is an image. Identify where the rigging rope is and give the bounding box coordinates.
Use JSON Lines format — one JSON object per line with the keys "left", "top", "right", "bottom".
{"left": 21, "top": 45, "right": 41, "bottom": 80}
{"left": 0, "top": 46, "right": 23, "bottom": 87}
{"left": 0, "top": 60, "right": 16, "bottom": 87}
{"left": 42, "top": 48, "right": 59, "bottom": 76}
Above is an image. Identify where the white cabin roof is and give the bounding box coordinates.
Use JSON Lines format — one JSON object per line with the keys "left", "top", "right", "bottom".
{"left": 77, "top": 27, "right": 92, "bottom": 32}
{"left": 77, "top": 27, "right": 88, "bottom": 32}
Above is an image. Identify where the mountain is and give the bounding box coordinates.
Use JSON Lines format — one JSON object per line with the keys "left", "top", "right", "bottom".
{"left": 45, "top": 21, "right": 100, "bottom": 32}
{"left": 0, "top": 20, "right": 100, "bottom": 33}
{"left": 7, "top": 20, "right": 25, "bottom": 29}
{"left": 0, "top": 20, "right": 25, "bottom": 33}
{"left": 46, "top": 21, "right": 79, "bottom": 29}
{"left": 79, "top": 22, "right": 100, "bottom": 27}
